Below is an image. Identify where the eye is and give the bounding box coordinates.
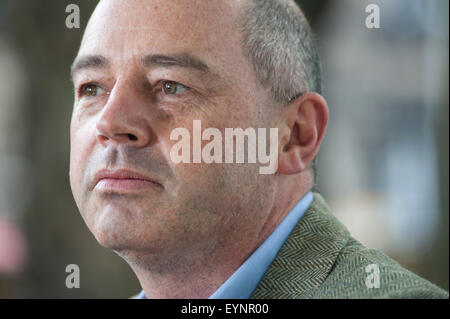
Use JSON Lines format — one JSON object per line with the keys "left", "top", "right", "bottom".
{"left": 79, "top": 84, "right": 106, "bottom": 98}
{"left": 162, "top": 81, "right": 190, "bottom": 95}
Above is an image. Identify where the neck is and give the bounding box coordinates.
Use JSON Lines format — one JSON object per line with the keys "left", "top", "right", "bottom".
{"left": 256, "top": 172, "right": 313, "bottom": 246}
{"left": 121, "top": 236, "right": 259, "bottom": 298}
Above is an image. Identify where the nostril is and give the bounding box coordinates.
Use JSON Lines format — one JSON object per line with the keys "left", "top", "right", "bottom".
{"left": 128, "top": 134, "right": 138, "bottom": 141}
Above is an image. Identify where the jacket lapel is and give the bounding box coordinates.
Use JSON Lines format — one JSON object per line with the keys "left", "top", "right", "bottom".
{"left": 250, "top": 193, "right": 350, "bottom": 298}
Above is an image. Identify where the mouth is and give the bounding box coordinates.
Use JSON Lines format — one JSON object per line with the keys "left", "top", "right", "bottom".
{"left": 93, "top": 169, "right": 162, "bottom": 193}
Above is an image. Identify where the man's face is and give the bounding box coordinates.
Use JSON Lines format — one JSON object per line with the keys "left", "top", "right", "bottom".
{"left": 69, "top": 0, "right": 278, "bottom": 259}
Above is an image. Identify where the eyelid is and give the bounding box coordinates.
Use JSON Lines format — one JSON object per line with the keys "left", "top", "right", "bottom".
{"left": 156, "top": 80, "right": 192, "bottom": 96}
{"left": 76, "top": 80, "right": 193, "bottom": 100}
{"left": 161, "top": 80, "right": 190, "bottom": 89}
{"left": 77, "top": 82, "right": 108, "bottom": 98}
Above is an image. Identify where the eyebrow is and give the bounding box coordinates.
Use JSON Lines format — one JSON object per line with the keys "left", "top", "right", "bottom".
{"left": 70, "top": 53, "right": 211, "bottom": 82}
{"left": 142, "top": 53, "right": 210, "bottom": 73}
{"left": 70, "top": 55, "right": 109, "bottom": 80}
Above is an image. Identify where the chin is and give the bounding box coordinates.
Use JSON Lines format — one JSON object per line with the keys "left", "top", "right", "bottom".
{"left": 84, "top": 202, "right": 136, "bottom": 247}
{"left": 93, "top": 227, "right": 133, "bottom": 251}
{"left": 90, "top": 220, "right": 160, "bottom": 254}
{"left": 89, "top": 217, "right": 136, "bottom": 251}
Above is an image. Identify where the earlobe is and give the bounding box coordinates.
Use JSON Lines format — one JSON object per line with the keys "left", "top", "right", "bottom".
{"left": 278, "top": 121, "right": 304, "bottom": 175}
{"left": 278, "top": 143, "right": 305, "bottom": 175}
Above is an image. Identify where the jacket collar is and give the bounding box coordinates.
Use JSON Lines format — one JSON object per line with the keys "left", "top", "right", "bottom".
{"left": 250, "top": 193, "right": 350, "bottom": 298}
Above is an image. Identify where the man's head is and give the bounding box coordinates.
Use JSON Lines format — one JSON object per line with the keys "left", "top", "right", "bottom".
{"left": 69, "top": 0, "right": 328, "bottom": 275}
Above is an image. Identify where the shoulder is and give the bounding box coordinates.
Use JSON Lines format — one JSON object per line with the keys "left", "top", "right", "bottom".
{"left": 252, "top": 193, "right": 448, "bottom": 299}
{"left": 314, "top": 237, "right": 449, "bottom": 299}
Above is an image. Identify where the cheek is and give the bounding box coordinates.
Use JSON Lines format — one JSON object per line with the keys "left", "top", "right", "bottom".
{"left": 171, "top": 162, "right": 247, "bottom": 213}
{"left": 69, "top": 148, "right": 82, "bottom": 199}
{"left": 69, "top": 120, "right": 95, "bottom": 203}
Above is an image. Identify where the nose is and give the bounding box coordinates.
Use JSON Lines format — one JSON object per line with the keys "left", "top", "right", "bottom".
{"left": 96, "top": 80, "right": 153, "bottom": 148}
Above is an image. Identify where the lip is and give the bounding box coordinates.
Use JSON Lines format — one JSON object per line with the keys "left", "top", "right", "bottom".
{"left": 93, "top": 169, "right": 162, "bottom": 193}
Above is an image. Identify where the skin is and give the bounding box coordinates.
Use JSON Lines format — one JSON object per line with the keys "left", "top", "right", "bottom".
{"left": 69, "top": 0, "right": 328, "bottom": 298}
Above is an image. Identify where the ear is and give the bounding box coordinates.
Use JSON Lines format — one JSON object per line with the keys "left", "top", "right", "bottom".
{"left": 277, "top": 92, "right": 329, "bottom": 175}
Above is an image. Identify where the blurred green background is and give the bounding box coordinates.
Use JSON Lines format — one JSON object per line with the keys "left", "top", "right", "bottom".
{"left": 0, "top": 0, "right": 448, "bottom": 298}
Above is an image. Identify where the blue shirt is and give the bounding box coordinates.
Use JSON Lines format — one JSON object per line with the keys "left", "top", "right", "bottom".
{"left": 137, "top": 191, "right": 313, "bottom": 299}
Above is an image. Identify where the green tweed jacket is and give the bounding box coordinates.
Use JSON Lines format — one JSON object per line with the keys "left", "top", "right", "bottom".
{"left": 250, "top": 193, "right": 449, "bottom": 299}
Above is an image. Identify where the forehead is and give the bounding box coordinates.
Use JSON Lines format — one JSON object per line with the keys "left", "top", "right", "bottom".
{"left": 78, "top": 0, "right": 246, "bottom": 75}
